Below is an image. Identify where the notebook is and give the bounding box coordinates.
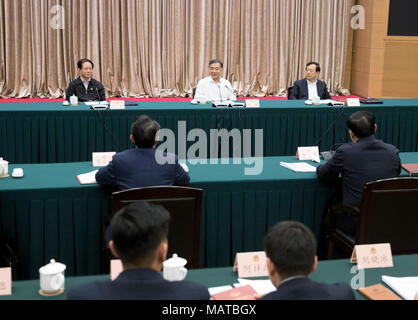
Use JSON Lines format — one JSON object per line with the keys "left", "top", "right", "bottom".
{"left": 401, "top": 164, "right": 418, "bottom": 176}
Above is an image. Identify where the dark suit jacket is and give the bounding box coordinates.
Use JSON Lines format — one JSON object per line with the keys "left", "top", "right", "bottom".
{"left": 95, "top": 148, "right": 190, "bottom": 190}
{"left": 289, "top": 78, "right": 331, "bottom": 100}
{"left": 316, "top": 135, "right": 401, "bottom": 208}
{"left": 66, "top": 268, "right": 210, "bottom": 300}
{"left": 66, "top": 77, "right": 106, "bottom": 102}
{"left": 261, "top": 277, "right": 355, "bottom": 300}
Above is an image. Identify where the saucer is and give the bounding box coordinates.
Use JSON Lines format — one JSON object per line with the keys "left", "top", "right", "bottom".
{"left": 38, "top": 288, "right": 64, "bottom": 297}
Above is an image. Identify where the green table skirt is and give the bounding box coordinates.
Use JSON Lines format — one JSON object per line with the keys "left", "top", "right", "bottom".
{"left": 1, "top": 99, "right": 417, "bottom": 163}
{"left": 1, "top": 153, "right": 417, "bottom": 280}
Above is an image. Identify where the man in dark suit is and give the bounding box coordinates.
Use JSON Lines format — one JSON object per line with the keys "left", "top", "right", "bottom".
{"left": 67, "top": 201, "right": 210, "bottom": 300}
{"left": 316, "top": 111, "right": 401, "bottom": 235}
{"left": 66, "top": 58, "right": 106, "bottom": 102}
{"left": 288, "top": 62, "right": 331, "bottom": 100}
{"left": 261, "top": 221, "right": 355, "bottom": 300}
{"left": 95, "top": 115, "right": 190, "bottom": 190}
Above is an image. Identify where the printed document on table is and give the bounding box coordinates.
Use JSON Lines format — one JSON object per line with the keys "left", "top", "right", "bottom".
{"left": 382, "top": 275, "right": 418, "bottom": 300}
{"left": 76, "top": 170, "right": 98, "bottom": 185}
{"left": 280, "top": 162, "right": 317, "bottom": 173}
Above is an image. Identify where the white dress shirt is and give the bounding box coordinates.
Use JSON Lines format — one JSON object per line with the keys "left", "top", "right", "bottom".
{"left": 194, "top": 76, "right": 236, "bottom": 101}
{"left": 307, "top": 79, "right": 319, "bottom": 100}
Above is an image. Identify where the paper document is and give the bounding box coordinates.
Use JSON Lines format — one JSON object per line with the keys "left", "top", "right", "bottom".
{"left": 85, "top": 101, "right": 109, "bottom": 106}
{"left": 382, "top": 275, "right": 418, "bottom": 300}
{"left": 305, "top": 99, "right": 334, "bottom": 105}
{"left": 236, "top": 279, "right": 276, "bottom": 295}
{"left": 76, "top": 170, "right": 98, "bottom": 185}
{"left": 280, "top": 162, "right": 317, "bottom": 173}
{"left": 208, "top": 285, "right": 234, "bottom": 296}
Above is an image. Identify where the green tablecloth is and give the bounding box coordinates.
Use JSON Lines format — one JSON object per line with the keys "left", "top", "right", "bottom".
{"left": 0, "top": 153, "right": 417, "bottom": 280}
{"left": 1, "top": 254, "right": 416, "bottom": 300}
{"left": 1, "top": 99, "right": 417, "bottom": 163}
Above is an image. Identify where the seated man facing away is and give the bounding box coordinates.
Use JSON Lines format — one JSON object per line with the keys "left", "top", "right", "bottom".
{"left": 96, "top": 115, "right": 190, "bottom": 190}
{"left": 316, "top": 111, "right": 401, "bottom": 236}
{"left": 288, "top": 61, "right": 331, "bottom": 100}
{"left": 66, "top": 58, "right": 106, "bottom": 102}
{"left": 67, "top": 201, "right": 210, "bottom": 300}
{"left": 194, "top": 59, "right": 236, "bottom": 102}
{"left": 261, "top": 221, "right": 355, "bottom": 300}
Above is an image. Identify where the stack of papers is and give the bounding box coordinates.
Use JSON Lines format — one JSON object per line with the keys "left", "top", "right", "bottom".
{"left": 280, "top": 162, "right": 317, "bottom": 173}
{"left": 235, "top": 279, "right": 276, "bottom": 295}
{"left": 382, "top": 275, "right": 418, "bottom": 300}
{"left": 76, "top": 170, "right": 98, "bottom": 185}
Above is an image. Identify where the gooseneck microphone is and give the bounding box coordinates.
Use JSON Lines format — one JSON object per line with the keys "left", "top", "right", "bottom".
{"left": 218, "top": 85, "right": 224, "bottom": 102}
{"left": 224, "top": 85, "right": 236, "bottom": 100}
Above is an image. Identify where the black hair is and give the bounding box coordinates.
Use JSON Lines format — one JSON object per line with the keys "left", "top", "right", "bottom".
{"left": 347, "top": 111, "right": 376, "bottom": 138}
{"left": 264, "top": 221, "right": 317, "bottom": 278}
{"left": 130, "top": 115, "right": 161, "bottom": 148}
{"left": 209, "top": 59, "right": 224, "bottom": 68}
{"left": 306, "top": 61, "right": 320, "bottom": 72}
{"left": 77, "top": 58, "right": 94, "bottom": 69}
{"left": 110, "top": 201, "right": 171, "bottom": 265}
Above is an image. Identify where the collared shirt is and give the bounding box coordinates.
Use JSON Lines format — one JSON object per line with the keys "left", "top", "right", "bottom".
{"left": 307, "top": 79, "right": 319, "bottom": 100}
{"left": 81, "top": 78, "right": 91, "bottom": 91}
{"left": 194, "top": 76, "right": 236, "bottom": 101}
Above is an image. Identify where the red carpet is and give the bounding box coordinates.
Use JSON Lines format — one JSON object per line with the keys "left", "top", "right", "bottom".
{"left": 0, "top": 96, "right": 361, "bottom": 103}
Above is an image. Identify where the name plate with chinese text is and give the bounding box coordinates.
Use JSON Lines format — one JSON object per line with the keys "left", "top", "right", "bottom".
{"left": 351, "top": 243, "right": 393, "bottom": 269}
{"left": 92, "top": 152, "right": 116, "bottom": 167}
{"left": 245, "top": 99, "right": 260, "bottom": 108}
{"left": 110, "top": 259, "right": 123, "bottom": 280}
{"left": 0, "top": 268, "right": 12, "bottom": 296}
{"left": 233, "top": 251, "right": 268, "bottom": 278}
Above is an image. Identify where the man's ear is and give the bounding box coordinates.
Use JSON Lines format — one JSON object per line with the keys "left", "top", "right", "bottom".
{"left": 374, "top": 124, "right": 377, "bottom": 134}
{"left": 157, "top": 241, "right": 168, "bottom": 263}
{"left": 266, "top": 257, "right": 276, "bottom": 277}
{"left": 311, "top": 256, "right": 318, "bottom": 273}
{"left": 109, "top": 240, "right": 119, "bottom": 258}
{"left": 129, "top": 134, "right": 135, "bottom": 144}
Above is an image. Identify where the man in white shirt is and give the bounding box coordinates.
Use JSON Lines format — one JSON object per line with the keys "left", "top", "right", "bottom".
{"left": 194, "top": 59, "right": 236, "bottom": 101}
{"left": 289, "top": 62, "right": 331, "bottom": 100}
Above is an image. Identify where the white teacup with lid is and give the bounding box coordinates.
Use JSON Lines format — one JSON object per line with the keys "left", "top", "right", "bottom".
{"left": 70, "top": 95, "right": 78, "bottom": 106}
{"left": 163, "top": 254, "right": 187, "bottom": 281}
{"left": 39, "top": 259, "right": 66, "bottom": 293}
{"left": 0, "top": 158, "right": 8, "bottom": 177}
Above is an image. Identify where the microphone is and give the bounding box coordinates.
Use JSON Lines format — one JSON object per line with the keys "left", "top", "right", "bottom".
{"left": 224, "top": 85, "right": 236, "bottom": 100}
{"left": 218, "top": 85, "right": 224, "bottom": 102}
{"left": 96, "top": 87, "right": 102, "bottom": 102}
{"left": 313, "top": 104, "right": 347, "bottom": 147}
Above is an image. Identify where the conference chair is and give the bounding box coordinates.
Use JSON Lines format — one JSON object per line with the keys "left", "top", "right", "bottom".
{"left": 327, "top": 177, "right": 418, "bottom": 259}
{"left": 109, "top": 186, "right": 203, "bottom": 269}
{"left": 287, "top": 86, "right": 293, "bottom": 99}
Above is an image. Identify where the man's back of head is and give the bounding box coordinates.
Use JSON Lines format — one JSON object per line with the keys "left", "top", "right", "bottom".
{"left": 347, "top": 111, "right": 376, "bottom": 138}
{"left": 130, "top": 115, "right": 161, "bottom": 149}
{"left": 264, "top": 221, "right": 317, "bottom": 279}
{"left": 110, "top": 201, "right": 171, "bottom": 268}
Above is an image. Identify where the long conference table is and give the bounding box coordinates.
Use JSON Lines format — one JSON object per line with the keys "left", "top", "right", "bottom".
{"left": 1, "top": 153, "right": 417, "bottom": 280}
{"left": 1, "top": 99, "right": 417, "bottom": 164}
{"left": 0, "top": 254, "right": 416, "bottom": 300}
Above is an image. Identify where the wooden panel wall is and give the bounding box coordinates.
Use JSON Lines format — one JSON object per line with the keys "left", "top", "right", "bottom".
{"left": 350, "top": 0, "right": 418, "bottom": 98}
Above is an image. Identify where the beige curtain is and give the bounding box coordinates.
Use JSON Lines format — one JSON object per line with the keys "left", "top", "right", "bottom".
{"left": 0, "top": 0, "right": 354, "bottom": 98}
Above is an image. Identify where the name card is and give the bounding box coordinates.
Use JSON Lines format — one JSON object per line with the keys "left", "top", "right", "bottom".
{"left": 109, "top": 100, "right": 126, "bottom": 110}
{"left": 346, "top": 98, "right": 360, "bottom": 107}
{"left": 92, "top": 152, "right": 116, "bottom": 167}
{"left": 351, "top": 243, "right": 393, "bottom": 269}
{"left": 245, "top": 99, "right": 260, "bottom": 108}
{"left": 234, "top": 251, "right": 268, "bottom": 278}
{"left": 0, "top": 268, "right": 12, "bottom": 296}
{"left": 110, "top": 259, "right": 123, "bottom": 280}
{"left": 297, "top": 146, "right": 320, "bottom": 163}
